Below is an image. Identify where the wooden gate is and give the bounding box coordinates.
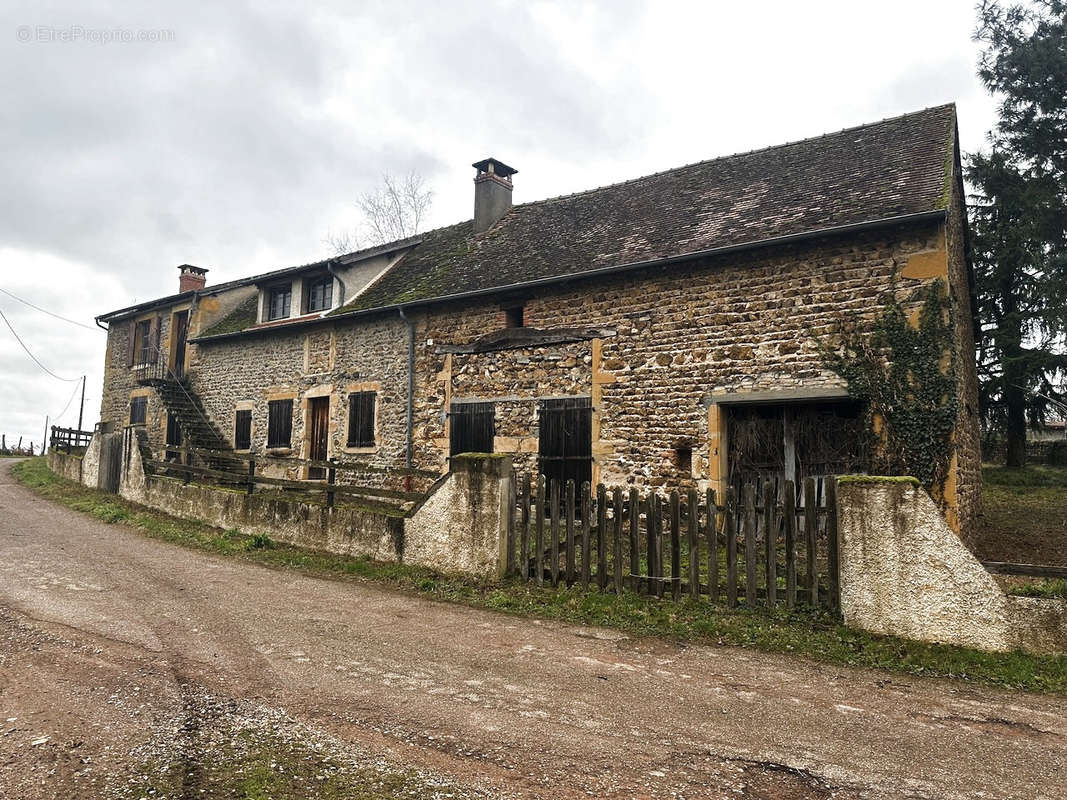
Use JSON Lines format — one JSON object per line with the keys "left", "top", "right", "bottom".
{"left": 97, "top": 432, "right": 122, "bottom": 493}
{"left": 538, "top": 397, "right": 592, "bottom": 491}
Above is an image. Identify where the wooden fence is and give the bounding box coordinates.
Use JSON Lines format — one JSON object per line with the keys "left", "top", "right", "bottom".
{"left": 0, "top": 434, "right": 37, "bottom": 456}
{"left": 49, "top": 426, "right": 92, "bottom": 454}
{"left": 506, "top": 475, "right": 840, "bottom": 611}
{"left": 142, "top": 445, "right": 440, "bottom": 513}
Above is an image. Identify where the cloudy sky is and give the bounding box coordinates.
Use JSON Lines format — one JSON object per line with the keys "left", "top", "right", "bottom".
{"left": 1, "top": 0, "right": 997, "bottom": 448}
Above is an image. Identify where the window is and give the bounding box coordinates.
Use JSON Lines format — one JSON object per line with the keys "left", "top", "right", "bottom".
{"left": 133, "top": 319, "right": 152, "bottom": 364}
{"left": 307, "top": 277, "right": 333, "bottom": 313}
{"left": 268, "top": 285, "right": 292, "bottom": 321}
{"left": 129, "top": 396, "right": 147, "bottom": 425}
{"left": 267, "top": 399, "right": 293, "bottom": 448}
{"left": 347, "top": 391, "right": 376, "bottom": 448}
{"left": 234, "top": 410, "right": 252, "bottom": 450}
{"left": 504, "top": 304, "right": 524, "bottom": 328}
{"left": 675, "top": 445, "right": 693, "bottom": 474}
{"left": 165, "top": 416, "right": 182, "bottom": 448}
{"left": 450, "top": 401, "right": 495, "bottom": 456}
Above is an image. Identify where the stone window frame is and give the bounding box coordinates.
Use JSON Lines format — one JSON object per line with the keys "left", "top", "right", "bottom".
{"left": 233, "top": 400, "right": 254, "bottom": 453}
{"left": 343, "top": 381, "right": 380, "bottom": 455}
{"left": 265, "top": 391, "right": 297, "bottom": 453}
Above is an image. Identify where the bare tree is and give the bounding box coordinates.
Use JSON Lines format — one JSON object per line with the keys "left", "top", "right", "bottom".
{"left": 324, "top": 171, "right": 433, "bottom": 255}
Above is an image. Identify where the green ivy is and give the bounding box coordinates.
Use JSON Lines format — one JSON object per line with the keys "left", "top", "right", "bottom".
{"left": 822, "top": 280, "right": 958, "bottom": 491}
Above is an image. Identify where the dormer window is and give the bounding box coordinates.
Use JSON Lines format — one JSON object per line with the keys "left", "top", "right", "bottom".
{"left": 307, "top": 276, "right": 333, "bottom": 313}
{"left": 268, "top": 284, "right": 292, "bottom": 320}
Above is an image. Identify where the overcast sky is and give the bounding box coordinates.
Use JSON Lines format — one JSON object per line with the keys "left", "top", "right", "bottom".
{"left": 0, "top": 0, "right": 998, "bottom": 448}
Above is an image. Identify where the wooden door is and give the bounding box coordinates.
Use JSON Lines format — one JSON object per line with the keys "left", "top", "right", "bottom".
{"left": 308, "top": 397, "right": 330, "bottom": 479}
{"left": 537, "top": 398, "right": 592, "bottom": 489}
{"left": 172, "top": 311, "right": 189, "bottom": 377}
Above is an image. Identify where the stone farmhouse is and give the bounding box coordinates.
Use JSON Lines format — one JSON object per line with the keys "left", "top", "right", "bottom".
{"left": 95, "top": 104, "right": 981, "bottom": 537}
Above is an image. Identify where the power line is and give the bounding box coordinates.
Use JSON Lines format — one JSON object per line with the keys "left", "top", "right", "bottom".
{"left": 51, "top": 378, "right": 83, "bottom": 422}
{"left": 0, "top": 288, "right": 100, "bottom": 331}
{"left": 0, "top": 306, "right": 81, "bottom": 382}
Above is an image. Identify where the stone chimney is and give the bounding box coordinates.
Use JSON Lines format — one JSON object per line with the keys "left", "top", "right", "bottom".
{"left": 178, "top": 264, "right": 208, "bottom": 293}
{"left": 472, "top": 158, "right": 517, "bottom": 233}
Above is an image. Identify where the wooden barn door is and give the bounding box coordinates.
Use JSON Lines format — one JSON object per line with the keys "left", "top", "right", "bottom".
{"left": 307, "top": 397, "right": 330, "bottom": 479}
{"left": 537, "top": 398, "right": 592, "bottom": 489}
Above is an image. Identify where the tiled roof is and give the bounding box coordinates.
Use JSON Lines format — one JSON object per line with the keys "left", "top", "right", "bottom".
{"left": 339, "top": 104, "right": 957, "bottom": 313}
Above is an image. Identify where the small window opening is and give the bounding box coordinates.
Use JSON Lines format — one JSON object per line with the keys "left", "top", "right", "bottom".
{"left": 504, "top": 305, "right": 524, "bottom": 328}
{"left": 675, "top": 445, "right": 693, "bottom": 474}
{"left": 129, "top": 396, "right": 147, "bottom": 425}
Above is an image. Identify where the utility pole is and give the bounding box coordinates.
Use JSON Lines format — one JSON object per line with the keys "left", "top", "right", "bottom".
{"left": 77, "top": 375, "right": 86, "bottom": 432}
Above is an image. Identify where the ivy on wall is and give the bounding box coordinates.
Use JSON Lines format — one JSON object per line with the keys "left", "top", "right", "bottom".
{"left": 821, "top": 280, "right": 958, "bottom": 490}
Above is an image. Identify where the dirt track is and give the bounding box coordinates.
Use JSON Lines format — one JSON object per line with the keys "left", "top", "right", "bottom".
{"left": 1, "top": 459, "right": 1065, "bottom": 799}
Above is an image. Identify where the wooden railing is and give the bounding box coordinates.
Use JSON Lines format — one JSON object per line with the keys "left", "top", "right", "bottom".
{"left": 142, "top": 445, "right": 439, "bottom": 512}
{"left": 49, "top": 425, "right": 93, "bottom": 454}
{"left": 507, "top": 475, "right": 840, "bottom": 611}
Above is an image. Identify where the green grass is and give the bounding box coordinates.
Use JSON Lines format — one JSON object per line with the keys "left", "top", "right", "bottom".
{"left": 983, "top": 463, "right": 1067, "bottom": 488}
{"left": 12, "top": 457, "right": 1067, "bottom": 695}
{"left": 976, "top": 464, "right": 1067, "bottom": 566}
{"left": 1007, "top": 579, "right": 1067, "bottom": 601}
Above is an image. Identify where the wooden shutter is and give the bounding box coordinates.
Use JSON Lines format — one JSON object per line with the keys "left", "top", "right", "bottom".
{"left": 347, "top": 392, "right": 376, "bottom": 447}
{"left": 128, "top": 320, "right": 137, "bottom": 366}
{"left": 449, "top": 402, "right": 495, "bottom": 456}
{"left": 234, "top": 410, "right": 252, "bottom": 450}
{"left": 267, "top": 399, "right": 293, "bottom": 448}
{"left": 147, "top": 316, "right": 160, "bottom": 363}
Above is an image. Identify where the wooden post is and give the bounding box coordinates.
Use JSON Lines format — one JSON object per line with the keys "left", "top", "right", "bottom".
{"left": 783, "top": 480, "right": 797, "bottom": 608}
{"left": 707, "top": 489, "right": 718, "bottom": 602}
{"left": 826, "top": 478, "right": 840, "bottom": 611}
{"left": 648, "top": 493, "right": 661, "bottom": 597}
{"left": 687, "top": 488, "right": 699, "bottom": 599}
{"left": 596, "top": 483, "right": 607, "bottom": 590}
{"left": 565, "top": 479, "right": 576, "bottom": 586}
{"left": 628, "top": 487, "right": 640, "bottom": 593}
{"left": 549, "top": 479, "right": 560, "bottom": 586}
{"left": 520, "top": 474, "right": 531, "bottom": 580}
{"left": 506, "top": 474, "right": 517, "bottom": 575}
{"left": 613, "top": 488, "right": 624, "bottom": 593}
{"left": 326, "top": 458, "right": 336, "bottom": 509}
{"left": 763, "top": 482, "right": 776, "bottom": 607}
{"left": 744, "top": 484, "right": 757, "bottom": 607}
{"left": 581, "top": 481, "right": 592, "bottom": 589}
{"left": 184, "top": 446, "right": 191, "bottom": 486}
{"left": 804, "top": 476, "right": 818, "bottom": 607}
{"left": 726, "top": 488, "right": 738, "bottom": 607}
{"left": 535, "top": 475, "right": 545, "bottom": 587}
{"left": 669, "top": 490, "right": 681, "bottom": 601}
{"left": 247, "top": 456, "right": 255, "bottom": 495}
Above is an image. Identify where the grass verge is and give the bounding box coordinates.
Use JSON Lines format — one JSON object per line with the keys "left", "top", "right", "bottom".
{"left": 12, "top": 457, "right": 1067, "bottom": 695}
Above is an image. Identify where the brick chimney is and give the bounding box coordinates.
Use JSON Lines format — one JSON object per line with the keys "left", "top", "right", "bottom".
{"left": 472, "top": 158, "right": 517, "bottom": 233}
{"left": 178, "top": 264, "right": 208, "bottom": 293}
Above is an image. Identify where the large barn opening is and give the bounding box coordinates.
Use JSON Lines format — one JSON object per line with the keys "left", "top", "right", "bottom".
{"left": 726, "top": 400, "right": 868, "bottom": 501}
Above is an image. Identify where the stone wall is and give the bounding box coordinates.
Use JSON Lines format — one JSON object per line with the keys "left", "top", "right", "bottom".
{"left": 403, "top": 454, "right": 512, "bottom": 578}
{"left": 837, "top": 478, "right": 1066, "bottom": 655}
{"left": 47, "top": 450, "right": 83, "bottom": 484}
{"left": 115, "top": 428, "right": 511, "bottom": 576}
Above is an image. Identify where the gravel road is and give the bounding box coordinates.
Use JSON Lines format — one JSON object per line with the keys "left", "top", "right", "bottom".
{"left": 1, "top": 459, "right": 1064, "bottom": 799}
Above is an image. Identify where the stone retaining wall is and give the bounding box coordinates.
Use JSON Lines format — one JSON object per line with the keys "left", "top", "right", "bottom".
{"left": 837, "top": 478, "right": 1066, "bottom": 655}
{"left": 115, "top": 430, "right": 510, "bottom": 576}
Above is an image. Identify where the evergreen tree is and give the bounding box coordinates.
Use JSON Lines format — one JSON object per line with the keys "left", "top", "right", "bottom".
{"left": 966, "top": 0, "right": 1067, "bottom": 467}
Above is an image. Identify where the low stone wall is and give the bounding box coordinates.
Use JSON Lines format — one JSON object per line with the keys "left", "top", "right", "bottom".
{"left": 115, "top": 429, "right": 511, "bottom": 576}
{"left": 837, "top": 477, "right": 1067, "bottom": 655}
{"left": 47, "top": 450, "right": 83, "bottom": 484}
{"left": 404, "top": 454, "right": 512, "bottom": 579}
